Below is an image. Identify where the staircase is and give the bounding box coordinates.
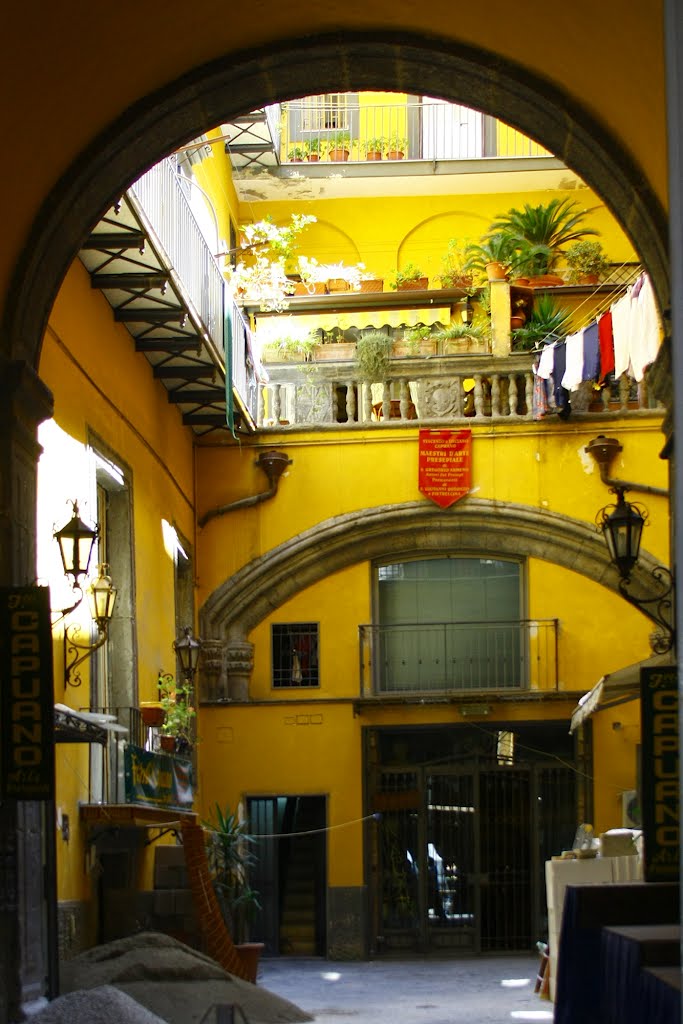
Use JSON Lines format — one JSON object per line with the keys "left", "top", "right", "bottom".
{"left": 278, "top": 801, "right": 322, "bottom": 955}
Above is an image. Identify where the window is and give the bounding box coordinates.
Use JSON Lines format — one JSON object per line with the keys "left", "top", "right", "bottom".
{"left": 272, "top": 623, "right": 319, "bottom": 687}
{"left": 288, "top": 94, "right": 359, "bottom": 144}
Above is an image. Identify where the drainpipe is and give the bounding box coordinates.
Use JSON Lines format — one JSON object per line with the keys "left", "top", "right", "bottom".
{"left": 585, "top": 435, "right": 669, "bottom": 497}
{"left": 198, "top": 450, "right": 292, "bottom": 527}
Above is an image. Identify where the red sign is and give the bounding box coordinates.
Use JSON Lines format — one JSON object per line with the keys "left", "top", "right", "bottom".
{"left": 418, "top": 429, "right": 472, "bottom": 508}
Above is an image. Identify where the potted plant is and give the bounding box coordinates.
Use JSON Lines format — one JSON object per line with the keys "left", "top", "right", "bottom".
{"left": 464, "top": 233, "right": 516, "bottom": 282}
{"left": 363, "top": 136, "right": 386, "bottom": 160}
{"left": 355, "top": 330, "right": 394, "bottom": 380}
{"left": 203, "top": 804, "right": 263, "bottom": 978}
{"left": 437, "top": 239, "right": 474, "bottom": 289}
{"left": 489, "top": 198, "right": 599, "bottom": 283}
{"left": 565, "top": 240, "right": 610, "bottom": 284}
{"left": 436, "top": 320, "right": 489, "bottom": 354}
{"left": 286, "top": 145, "right": 306, "bottom": 162}
{"left": 390, "top": 263, "right": 428, "bottom": 291}
{"left": 261, "top": 332, "right": 318, "bottom": 362}
{"left": 393, "top": 324, "right": 437, "bottom": 357}
{"left": 305, "top": 138, "right": 322, "bottom": 162}
{"left": 386, "top": 134, "right": 408, "bottom": 160}
{"left": 327, "top": 130, "right": 352, "bottom": 161}
{"left": 510, "top": 293, "right": 572, "bottom": 350}
{"left": 158, "top": 671, "right": 196, "bottom": 755}
{"left": 321, "top": 261, "right": 366, "bottom": 292}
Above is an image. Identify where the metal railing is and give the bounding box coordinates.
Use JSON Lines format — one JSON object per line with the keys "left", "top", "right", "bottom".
{"left": 129, "top": 157, "right": 225, "bottom": 356}
{"left": 258, "top": 363, "right": 659, "bottom": 428}
{"left": 359, "top": 620, "right": 559, "bottom": 697}
{"left": 281, "top": 101, "right": 549, "bottom": 163}
{"left": 230, "top": 298, "right": 260, "bottom": 423}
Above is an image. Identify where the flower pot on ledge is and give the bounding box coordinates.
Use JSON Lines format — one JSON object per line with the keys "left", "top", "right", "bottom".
{"left": 140, "top": 704, "right": 165, "bottom": 728}
{"left": 159, "top": 734, "right": 176, "bottom": 753}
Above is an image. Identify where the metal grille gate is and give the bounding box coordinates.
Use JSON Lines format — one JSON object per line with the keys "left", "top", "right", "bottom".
{"left": 371, "top": 760, "right": 574, "bottom": 953}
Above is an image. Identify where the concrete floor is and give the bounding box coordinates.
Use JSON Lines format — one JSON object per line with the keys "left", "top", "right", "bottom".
{"left": 258, "top": 956, "right": 554, "bottom": 1024}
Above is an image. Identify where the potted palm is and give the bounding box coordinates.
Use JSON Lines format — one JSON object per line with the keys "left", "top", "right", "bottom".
{"left": 565, "top": 240, "right": 610, "bottom": 284}
{"left": 203, "top": 804, "right": 263, "bottom": 980}
{"left": 464, "top": 234, "right": 516, "bottom": 282}
{"left": 510, "top": 293, "right": 572, "bottom": 350}
{"left": 489, "top": 198, "right": 599, "bottom": 284}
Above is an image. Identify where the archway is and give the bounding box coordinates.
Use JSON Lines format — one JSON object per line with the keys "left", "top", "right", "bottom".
{"left": 200, "top": 498, "right": 665, "bottom": 642}
{"left": 4, "top": 31, "right": 668, "bottom": 374}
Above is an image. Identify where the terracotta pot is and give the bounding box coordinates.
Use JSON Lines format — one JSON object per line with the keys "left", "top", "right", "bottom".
{"left": 366, "top": 151, "right": 382, "bottom": 161}
{"left": 328, "top": 149, "right": 350, "bottom": 162}
{"left": 327, "top": 278, "right": 350, "bottom": 292}
{"left": 578, "top": 273, "right": 599, "bottom": 285}
{"left": 360, "top": 278, "right": 384, "bottom": 293}
{"left": 313, "top": 342, "right": 357, "bottom": 361}
{"left": 397, "top": 277, "right": 429, "bottom": 291}
{"left": 140, "top": 704, "right": 165, "bottom": 728}
{"left": 486, "top": 262, "right": 509, "bottom": 281}
{"left": 527, "top": 274, "right": 565, "bottom": 287}
{"left": 159, "top": 735, "right": 176, "bottom": 753}
{"left": 236, "top": 943, "right": 265, "bottom": 984}
{"left": 306, "top": 154, "right": 320, "bottom": 162}
{"left": 293, "top": 281, "right": 327, "bottom": 296}
{"left": 386, "top": 150, "right": 404, "bottom": 160}
{"left": 510, "top": 315, "right": 526, "bottom": 330}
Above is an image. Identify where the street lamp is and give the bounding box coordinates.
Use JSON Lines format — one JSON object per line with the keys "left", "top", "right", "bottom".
{"left": 173, "top": 626, "right": 202, "bottom": 683}
{"left": 63, "top": 564, "right": 117, "bottom": 686}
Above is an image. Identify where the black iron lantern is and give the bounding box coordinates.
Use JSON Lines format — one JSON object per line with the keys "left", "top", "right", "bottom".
{"left": 598, "top": 488, "right": 646, "bottom": 582}
{"left": 173, "top": 626, "right": 202, "bottom": 681}
{"left": 54, "top": 501, "right": 98, "bottom": 586}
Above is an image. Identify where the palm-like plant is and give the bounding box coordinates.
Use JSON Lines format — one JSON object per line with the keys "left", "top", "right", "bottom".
{"left": 511, "top": 293, "right": 572, "bottom": 350}
{"left": 464, "top": 233, "right": 517, "bottom": 278}
{"left": 203, "top": 803, "right": 261, "bottom": 942}
{"left": 490, "top": 198, "right": 599, "bottom": 275}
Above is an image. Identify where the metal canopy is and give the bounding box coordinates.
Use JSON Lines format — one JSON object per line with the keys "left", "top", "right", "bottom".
{"left": 569, "top": 653, "right": 675, "bottom": 733}
{"left": 79, "top": 197, "right": 241, "bottom": 437}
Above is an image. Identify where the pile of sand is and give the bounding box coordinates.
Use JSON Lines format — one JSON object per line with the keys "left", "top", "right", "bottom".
{"left": 57, "top": 932, "right": 313, "bottom": 1024}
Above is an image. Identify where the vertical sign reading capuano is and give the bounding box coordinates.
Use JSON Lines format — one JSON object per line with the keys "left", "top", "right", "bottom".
{"left": 640, "top": 665, "right": 679, "bottom": 882}
{"left": 0, "top": 586, "right": 55, "bottom": 800}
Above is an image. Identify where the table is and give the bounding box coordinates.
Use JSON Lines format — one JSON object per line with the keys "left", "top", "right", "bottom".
{"left": 601, "top": 925, "right": 680, "bottom": 1024}
{"left": 553, "top": 882, "right": 680, "bottom": 1024}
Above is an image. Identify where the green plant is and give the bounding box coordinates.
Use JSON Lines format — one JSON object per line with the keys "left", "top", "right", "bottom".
{"left": 363, "top": 136, "right": 386, "bottom": 156}
{"left": 305, "top": 137, "right": 322, "bottom": 157}
{"left": 203, "top": 804, "right": 261, "bottom": 942}
{"left": 490, "top": 198, "right": 599, "bottom": 276}
{"left": 158, "top": 672, "right": 196, "bottom": 752}
{"left": 511, "top": 293, "right": 572, "bottom": 350}
{"left": 264, "top": 332, "right": 318, "bottom": 361}
{"left": 464, "top": 234, "right": 517, "bottom": 279}
{"left": 327, "top": 129, "right": 351, "bottom": 151}
{"left": 355, "top": 330, "right": 394, "bottom": 380}
{"left": 386, "top": 134, "right": 408, "bottom": 154}
{"left": 389, "top": 263, "right": 426, "bottom": 289}
{"left": 436, "top": 320, "right": 487, "bottom": 340}
{"left": 565, "top": 240, "right": 610, "bottom": 282}
{"left": 437, "top": 238, "right": 474, "bottom": 288}
{"left": 286, "top": 145, "right": 306, "bottom": 160}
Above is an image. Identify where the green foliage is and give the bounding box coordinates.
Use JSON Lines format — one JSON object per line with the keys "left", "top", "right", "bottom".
{"left": 158, "top": 672, "right": 196, "bottom": 749}
{"left": 287, "top": 145, "right": 306, "bottom": 160}
{"left": 305, "top": 137, "right": 322, "bottom": 155}
{"left": 264, "top": 333, "right": 318, "bottom": 361}
{"left": 203, "top": 804, "right": 261, "bottom": 942}
{"left": 355, "top": 330, "right": 394, "bottom": 380}
{"left": 438, "top": 238, "right": 474, "bottom": 288}
{"left": 389, "top": 263, "right": 426, "bottom": 289}
{"left": 436, "top": 320, "right": 487, "bottom": 340}
{"left": 565, "top": 240, "right": 610, "bottom": 282}
{"left": 327, "top": 130, "right": 351, "bottom": 151}
{"left": 490, "top": 198, "right": 599, "bottom": 275}
{"left": 386, "top": 134, "right": 408, "bottom": 154}
{"left": 464, "top": 234, "right": 517, "bottom": 278}
{"left": 363, "top": 136, "right": 386, "bottom": 155}
{"left": 511, "top": 293, "right": 572, "bottom": 350}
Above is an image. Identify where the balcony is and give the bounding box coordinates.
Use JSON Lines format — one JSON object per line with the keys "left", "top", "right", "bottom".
{"left": 358, "top": 620, "right": 559, "bottom": 698}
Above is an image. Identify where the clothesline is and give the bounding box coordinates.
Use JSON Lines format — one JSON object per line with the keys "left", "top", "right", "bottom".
{"left": 532, "top": 271, "right": 660, "bottom": 421}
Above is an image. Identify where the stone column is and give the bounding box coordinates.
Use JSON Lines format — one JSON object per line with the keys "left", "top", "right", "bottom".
{"left": 0, "top": 360, "right": 54, "bottom": 1022}
{"left": 200, "top": 638, "right": 227, "bottom": 701}
{"left": 224, "top": 640, "right": 255, "bottom": 702}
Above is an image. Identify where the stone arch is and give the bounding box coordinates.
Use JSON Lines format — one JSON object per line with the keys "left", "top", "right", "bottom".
{"left": 200, "top": 498, "right": 664, "bottom": 642}
{"left": 4, "top": 31, "right": 668, "bottom": 371}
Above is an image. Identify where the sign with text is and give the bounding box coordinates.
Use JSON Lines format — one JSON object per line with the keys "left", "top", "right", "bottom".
{"left": 641, "top": 664, "right": 679, "bottom": 882}
{"left": 124, "top": 744, "right": 194, "bottom": 811}
{"left": 0, "top": 586, "right": 55, "bottom": 800}
{"left": 418, "top": 429, "right": 472, "bottom": 508}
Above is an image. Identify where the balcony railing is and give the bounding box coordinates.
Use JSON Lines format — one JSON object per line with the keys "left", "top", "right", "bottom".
{"left": 359, "top": 620, "right": 559, "bottom": 697}
{"left": 130, "top": 158, "right": 225, "bottom": 356}
{"left": 281, "top": 100, "right": 550, "bottom": 164}
{"left": 258, "top": 358, "right": 659, "bottom": 428}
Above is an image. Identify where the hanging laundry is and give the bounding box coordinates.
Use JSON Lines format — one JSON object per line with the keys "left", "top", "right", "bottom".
{"left": 582, "top": 322, "right": 600, "bottom": 381}
{"left": 552, "top": 342, "right": 571, "bottom": 418}
{"left": 561, "top": 331, "right": 585, "bottom": 392}
{"left": 598, "top": 311, "right": 615, "bottom": 382}
{"left": 611, "top": 291, "right": 632, "bottom": 379}
{"left": 630, "top": 273, "right": 660, "bottom": 381}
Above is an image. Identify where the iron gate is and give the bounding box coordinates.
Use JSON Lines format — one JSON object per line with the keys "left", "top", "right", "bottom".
{"left": 371, "top": 760, "right": 574, "bottom": 953}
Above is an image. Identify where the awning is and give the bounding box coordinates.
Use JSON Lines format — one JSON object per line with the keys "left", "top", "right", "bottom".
{"left": 569, "top": 653, "right": 675, "bottom": 733}
{"left": 54, "top": 704, "right": 129, "bottom": 745}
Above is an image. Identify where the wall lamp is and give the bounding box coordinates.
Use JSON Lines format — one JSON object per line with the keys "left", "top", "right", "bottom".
{"left": 173, "top": 626, "right": 202, "bottom": 684}
{"left": 54, "top": 501, "right": 117, "bottom": 686}
{"left": 587, "top": 435, "right": 674, "bottom": 653}
{"left": 457, "top": 297, "right": 474, "bottom": 325}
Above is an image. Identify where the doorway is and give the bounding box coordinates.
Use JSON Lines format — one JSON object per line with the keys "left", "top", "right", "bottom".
{"left": 248, "top": 795, "right": 327, "bottom": 956}
{"left": 367, "top": 725, "right": 576, "bottom": 954}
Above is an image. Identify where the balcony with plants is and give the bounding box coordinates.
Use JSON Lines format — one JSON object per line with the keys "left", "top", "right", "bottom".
{"left": 228, "top": 201, "right": 657, "bottom": 431}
